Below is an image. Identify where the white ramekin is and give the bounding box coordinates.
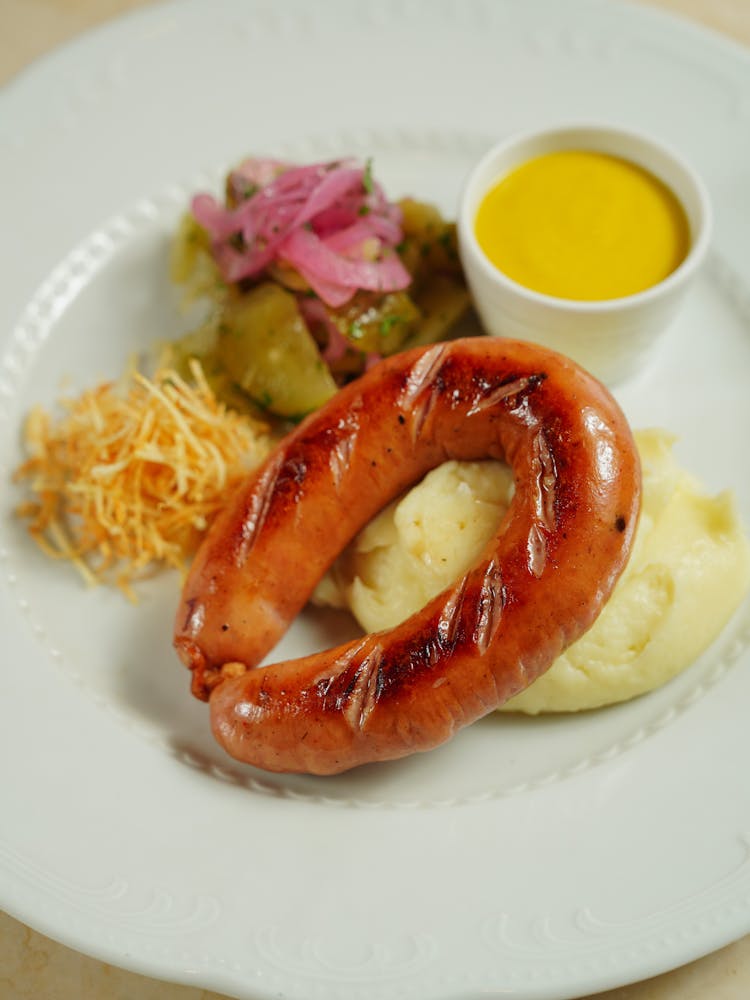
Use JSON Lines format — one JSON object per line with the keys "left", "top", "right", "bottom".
{"left": 457, "top": 124, "right": 712, "bottom": 385}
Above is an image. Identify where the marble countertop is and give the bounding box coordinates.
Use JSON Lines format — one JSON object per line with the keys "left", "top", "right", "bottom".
{"left": 1, "top": 1, "right": 749, "bottom": 998}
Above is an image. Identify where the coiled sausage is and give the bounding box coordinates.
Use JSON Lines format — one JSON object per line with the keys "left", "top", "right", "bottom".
{"left": 174, "top": 337, "right": 641, "bottom": 774}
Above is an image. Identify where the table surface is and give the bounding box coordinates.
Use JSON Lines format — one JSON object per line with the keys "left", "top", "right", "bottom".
{"left": 1, "top": 1, "right": 749, "bottom": 998}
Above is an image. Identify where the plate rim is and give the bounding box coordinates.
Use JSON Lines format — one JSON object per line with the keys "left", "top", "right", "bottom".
{"left": 2, "top": 2, "right": 750, "bottom": 998}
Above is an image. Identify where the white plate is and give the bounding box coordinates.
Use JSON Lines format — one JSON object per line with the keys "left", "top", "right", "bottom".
{"left": 2, "top": 2, "right": 750, "bottom": 998}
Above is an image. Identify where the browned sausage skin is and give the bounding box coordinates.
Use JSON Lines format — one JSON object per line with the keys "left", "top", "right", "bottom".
{"left": 174, "top": 338, "right": 641, "bottom": 775}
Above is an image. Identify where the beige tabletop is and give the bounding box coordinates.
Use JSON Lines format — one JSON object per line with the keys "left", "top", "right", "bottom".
{"left": 1, "top": 1, "right": 749, "bottom": 998}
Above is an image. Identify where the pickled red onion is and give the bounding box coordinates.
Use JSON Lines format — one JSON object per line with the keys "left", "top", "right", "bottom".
{"left": 298, "top": 297, "right": 351, "bottom": 363}
{"left": 191, "top": 158, "right": 410, "bottom": 306}
{"left": 280, "top": 228, "right": 410, "bottom": 295}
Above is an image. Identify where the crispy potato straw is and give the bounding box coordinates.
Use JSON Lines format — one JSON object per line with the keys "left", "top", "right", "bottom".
{"left": 14, "top": 360, "right": 269, "bottom": 599}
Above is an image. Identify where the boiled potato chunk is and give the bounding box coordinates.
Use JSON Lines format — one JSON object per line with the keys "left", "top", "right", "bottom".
{"left": 405, "top": 273, "right": 471, "bottom": 348}
{"left": 327, "top": 290, "right": 421, "bottom": 355}
{"left": 398, "top": 197, "right": 463, "bottom": 281}
{"left": 170, "top": 213, "right": 225, "bottom": 306}
{"left": 217, "top": 283, "right": 337, "bottom": 418}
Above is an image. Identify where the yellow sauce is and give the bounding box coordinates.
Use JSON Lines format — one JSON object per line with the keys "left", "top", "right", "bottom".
{"left": 474, "top": 150, "right": 690, "bottom": 301}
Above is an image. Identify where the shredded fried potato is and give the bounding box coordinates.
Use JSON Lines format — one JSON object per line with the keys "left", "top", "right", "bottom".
{"left": 13, "top": 360, "right": 270, "bottom": 599}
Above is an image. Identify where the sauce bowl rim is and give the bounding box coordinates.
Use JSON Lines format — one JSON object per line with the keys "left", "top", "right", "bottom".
{"left": 457, "top": 122, "right": 713, "bottom": 315}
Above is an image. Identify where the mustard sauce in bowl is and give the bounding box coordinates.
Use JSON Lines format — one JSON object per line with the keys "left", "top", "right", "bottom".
{"left": 474, "top": 150, "right": 691, "bottom": 302}
{"left": 458, "top": 125, "right": 712, "bottom": 384}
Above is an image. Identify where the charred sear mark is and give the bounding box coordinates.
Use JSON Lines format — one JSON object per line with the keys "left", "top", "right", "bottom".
{"left": 181, "top": 596, "right": 204, "bottom": 635}
{"left": 328, "top": 407, "right": 361, "bottom": 491}
{"left": 615, "top": 515, "right": 627, "bottom": 532}
{"left": 313, "top": 638, "right": 384, "bottom": 731}
{"left": 467, "top": 371, "right": 547, "bottom": 416}
{"left": 471, "top": 558, "right": 505, "bottom": 654}
{"left": 400, "top": 344, "right": 448, "bottom": 409}
{"left": 342, "top": 642, "right": 384, "bottom": 732}
{"left": 532, "top": 428, "right": 557, "bottom": 530}
{"left": 414, "top": 633, "right": 445, "bottom": 673}
{"left": 525, "top": 428, "right": 558, "bottom": 578}
{"left": 276, "top": 454, "right": 308, "bottom": 494}
{"left": 312, "top": 640, "right": 366, "bottom": 702}
{"left": 235, "top": 448, "right": 287, "bottom": 565}
{"left": 399, "top": 344, "right": 448, "bottom": 442}
{"left": 366, "top": 559, "right": 507, "bottom": 705}
{"left": 436, "top": 573, "right": 469, "bottom": 651}
{"left": 526, "top": 522, "right": 546, "bottom": 579}
{"left": 436, "top": 557, "right": 504, "bottom": 658}
{"left": 411, "top": 378, "right": 444, "bottom": 443}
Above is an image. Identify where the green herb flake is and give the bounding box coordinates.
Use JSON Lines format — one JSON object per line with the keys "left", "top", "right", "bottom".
{"left": 362, "top": 158, "right": 374, "bottom": 195}
{"left": 349, "top": 322, "right": 365, "bottom": 341}
{"left": 379, "top": 316, "right": 403, "bottom": 336}
{"left": 438, "top": 230, "right": 458, "bottom": 258}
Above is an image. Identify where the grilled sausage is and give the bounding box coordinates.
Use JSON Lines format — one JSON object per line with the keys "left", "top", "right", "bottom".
{"left": 175, "top": 338, "right": 641, "bottom": 774}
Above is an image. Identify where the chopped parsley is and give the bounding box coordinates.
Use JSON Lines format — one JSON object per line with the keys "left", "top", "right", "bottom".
{"left": 362, "top": 158, "right": 374, "bottom": 195}
{"left": 379, "top": 315, "right": 403, "bottom": 336}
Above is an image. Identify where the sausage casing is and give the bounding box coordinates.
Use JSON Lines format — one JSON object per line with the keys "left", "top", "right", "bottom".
{"left": 175, "top": 338, "right": 641, "bottom": 774}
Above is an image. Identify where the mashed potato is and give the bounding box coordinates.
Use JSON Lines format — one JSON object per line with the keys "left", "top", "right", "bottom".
{"left": 313, "top": 429, "right": 750, "bottom": 713}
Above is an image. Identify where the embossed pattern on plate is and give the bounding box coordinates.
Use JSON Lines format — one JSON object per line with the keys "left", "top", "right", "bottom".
{"left": 2, "top": 2, "right": 750, "bottom": 999}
